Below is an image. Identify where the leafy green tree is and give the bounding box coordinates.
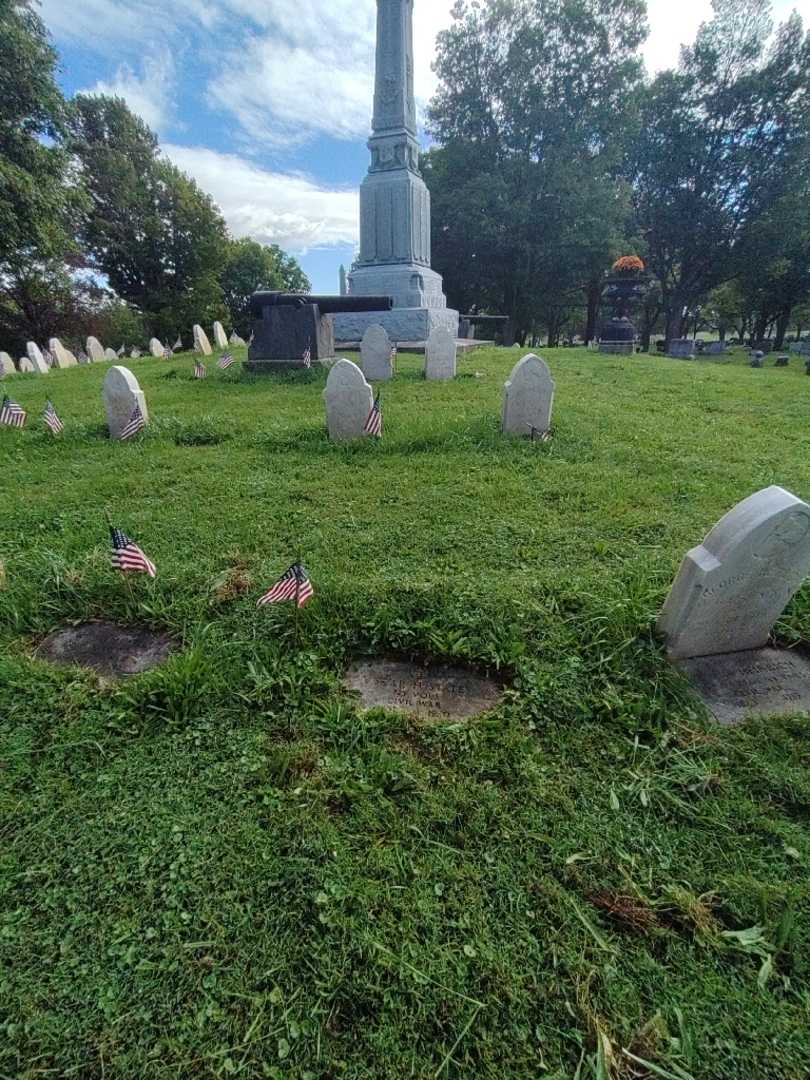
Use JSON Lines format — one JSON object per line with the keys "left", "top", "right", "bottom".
{"left": 221, "top": 238, "right": 310, "bottom": 336}
{"left": 631, "top": 1, "right": 810, "bottom": 344}
{"left": 0, "top": 263, "right": 109, "bottom": 357}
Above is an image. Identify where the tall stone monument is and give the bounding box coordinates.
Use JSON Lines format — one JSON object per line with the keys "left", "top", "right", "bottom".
{"left": 333, "top": 0, "right": 458, "bottom": 345}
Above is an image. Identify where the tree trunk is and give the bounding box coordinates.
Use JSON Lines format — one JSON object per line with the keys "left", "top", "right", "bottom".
{"left": 774, "top": 309, "right": 791, "bottom": 351}
{"left": 584, "top": 279, "right": 601, "bottom": 345}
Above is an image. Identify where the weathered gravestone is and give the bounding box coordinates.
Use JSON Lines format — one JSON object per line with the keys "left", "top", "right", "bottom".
{"left": 677, "top": 648, "right": 810, "bottom": 727}
{"left": 104, "top": 348, "right": 118, "bottom": 361}
{"left": 658, "top": 486, "right": 810, "bottom": 661}
{"left": 37, "top": 621, "right": 175, "bottom": 680}
{"left": 705, "top": 342, "right": 727, "bottom": 356}
{"left": 213, "top": 322, "right": 229, "bottom": 349}
{"left": 345, "top": 659, "right": 504, "bottom": 721}
{"left": 425, "top": 327, "right": 457, "bottom": 381}
{"left": 750, "top": 353, "right": 764, "bottom": 368}
{"left": 0, "top": 352, "right": 15, "bottom": 376}
{"left": 18, "top": 357, "right": 34, "bottom": 373}
{"left": 49, "top": 338, "right": 77, "bottom": 368}
{"left": 668, "top": 339, "right": 696, "bottom": 359}
{"left": 502, "top": 354, "right": 554, "bottom": 437}
{"left": 149, "top": 338, "right": 165, "bottom": 358}
{"left": 360, "top": 324, "right": 393, "bottom": 382}
{"left": 193, "top": 325, "right": 213, "bottom": 356}
{"left": 26, "top": 342, "right": 48, "bottom": 374}
{"left": 103, "top": 366, "right": 148, "bottom": 441}
{"left": 230, "top": 331, "right": 247, "bottom": 347}
{"left": 775, "top": 355, "right": 790, "bottom": 368}
{"left": 324, "top": 359, "right": 374, "bottom": 441}
{"left": 87, "top": 337, "right": 105, "bottom": 362}
{"left": 78, "top": 350, "right": 92, "bottom": 365}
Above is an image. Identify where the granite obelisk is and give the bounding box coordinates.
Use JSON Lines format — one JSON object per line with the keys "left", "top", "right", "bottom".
{"left": 333, "top": 0, "right": 458, "bottom": 344}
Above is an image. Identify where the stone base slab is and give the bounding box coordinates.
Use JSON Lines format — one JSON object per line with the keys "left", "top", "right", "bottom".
{"left": 677, "top": 647, "right": 810, "bottom": 726}
{"left": 333, "top": 307, "right": 459, "bottom": 345}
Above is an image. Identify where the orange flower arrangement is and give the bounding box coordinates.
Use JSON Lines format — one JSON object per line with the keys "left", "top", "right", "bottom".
{"left": 612, "top": 255, "right": 646, "bottom": 273}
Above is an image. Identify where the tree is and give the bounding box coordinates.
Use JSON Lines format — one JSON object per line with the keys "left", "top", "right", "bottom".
{"left": 631, "top": 1, "right": 810, "bottom": 345}
{"left": 221, "top": 238, "right": 310, "bottom": 337}
{"left": 0, "top": 0, "right": 83, "bottom": 273}
{"left": 0, "top": 263, "right": 109, "bottom": 357}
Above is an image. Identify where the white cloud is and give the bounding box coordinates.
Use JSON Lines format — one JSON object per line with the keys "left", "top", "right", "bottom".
{"left": 84, "top": 51, "right": 176, "bottom": 133}
{"left": 163, "top": 144, "right": 359, "bottom": 252}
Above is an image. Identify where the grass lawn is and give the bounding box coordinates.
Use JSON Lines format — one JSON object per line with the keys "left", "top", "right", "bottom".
{"left": 1, "top": 344, "right": 809, "bottom": 1079}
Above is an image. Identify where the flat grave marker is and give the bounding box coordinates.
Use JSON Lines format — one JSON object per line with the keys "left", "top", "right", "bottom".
{"left": 345, "top": 659, "right": 504, "bottom": 720}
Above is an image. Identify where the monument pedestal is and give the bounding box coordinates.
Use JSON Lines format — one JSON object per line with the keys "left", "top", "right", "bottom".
{"left": 334, "top": 306, "right": 458, "bottom": 345}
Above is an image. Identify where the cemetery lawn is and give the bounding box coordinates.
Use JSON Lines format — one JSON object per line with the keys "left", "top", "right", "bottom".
{"left": 3, "top": 345, "right": 810, "bottom": 1080}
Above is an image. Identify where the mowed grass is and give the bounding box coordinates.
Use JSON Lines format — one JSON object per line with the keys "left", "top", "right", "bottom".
{"left": 1, "top": 345, "right": 809, "bottom": 1079}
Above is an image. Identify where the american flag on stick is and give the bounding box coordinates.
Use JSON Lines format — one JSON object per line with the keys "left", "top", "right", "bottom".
{"left": 302, "top": 340, "right": 312, "bottom": 368}
{"left": 110, "top": 525, "right": 157, "bottom": 578}
{"left": 119, "top": 402, "right": 146, "bottom": 441}
{"left": 43, "top": 400, "right": 64, "bottom": 434}
{"left": 194, "top": 359, "right": 207, "bottom": 379}
{"left": 364, "top": 393, "right": 383, "bottom": 438}
{"left": 0, "top": 396, "right": 27, "bottom": 428}
{"left": 218, "top": 352, "right": 235, "bottom": 370}
{"left": 257, "top": 563, "right": 314, "bottom": 608}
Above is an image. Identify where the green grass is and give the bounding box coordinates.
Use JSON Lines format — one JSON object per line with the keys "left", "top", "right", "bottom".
{"left": 1, "top": 345, "right": 809, "bottom": 1079}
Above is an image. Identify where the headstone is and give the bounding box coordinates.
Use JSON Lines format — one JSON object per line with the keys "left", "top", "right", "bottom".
{"left": 78, "top": 349, "right": 91, "bottom": 364}
{"left": 229, "top": 331, "right": 246, "bottom": 347}
{"left": 104, "top": 348, "right": 118, "bottom": 361}
{"left": 360, "top": 324, "right": 393, "bottom": 382}
{"left": 130, "top": 348, "right": 142, "bottom": 359}
{"left": 213, "top": 322, "right": 229, "bottom": 349}
{"left": 324, "top": 359, "right": 374, "bottom": 441}
{"left": 18, "top": 357, "right": 34, "bottom": 373}
{"left": 425, "top": 327, "right": 457, "bottom": 381}
{"left": 775, "top": 355, "right": 789, "bottom": 368}
{"left": 103, "top": 366, "right": 149, "bottom": 441}
{"left": 658, "top": 486, "right": 810, "bottom": 660}
{"left": 49, "top": 338, "right": 77, "bottom": 368}
{"left": 345, "top": 660, "right": 504, "bottom": 720}
{"left": 26, "top": 342, "right": 48, "bottom": 374}
{"left": 193, "top": 325, "right": 212, "bottom": 356}
{"left": 37, "top": 621, "right": 175, "bottom": 680}
{"left": 502, "top": 354, "right": 555, "bottom": 437}
{"left": 668, "top": 339, "right": 696, "bottom": 359}
{"left": 678, "top": 648, "right": 810, "bottom": 727}
{"left": 87, "top": 336, "right": 105, "bottom": 362}
{"left": 750, "top": 354, "right": 763, "bottom": 368}
{"left": 148, "top": 338, "right": 164, "bottom": 358}
{"left": 705, "top": 342, "right": 727, "bottom": 356}
{"left": 0, "top": 352, "right": 15, "bottom": 376}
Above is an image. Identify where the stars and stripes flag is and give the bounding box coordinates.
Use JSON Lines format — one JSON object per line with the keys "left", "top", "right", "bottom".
{"left": 257, "top": 563, "right": 314, "bottom": 608}
{"left": 43, "top": 400, "right": 64, "bottom": 434}
{"left": 174, "top": 337, "right": 183, "bottom": 351}
{"left": 302, "top": 340, "right": 312, "bottom": 368}
{"left": 194, "top": 359, "right": 207, "bottom": 379}
{"left": 119, "top": 402, "right": 146, "bottom": 441}
{"left": 110, "top": 525, "right": 157, "bottom": 578}
{"left": 364, "top": 393, "right": 383, "bottom": 438}
{"left": 218, "top": 352, "right": 235, "bottom": 370}
{"left": 0, "top": 396, "right": 27, "bottom": 428}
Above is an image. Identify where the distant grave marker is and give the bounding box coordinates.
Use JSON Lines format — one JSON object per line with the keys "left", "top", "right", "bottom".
{"left": 213, "top": 322, "right": 229, "bottom": 349}
{"left": 425, "top": 327, "right": 457, "bottom": 381}
{"left": 360, "top": 324, "right": 394, "bottom": 382}
{"left": 49, "top": 338, "right": 77, "bottom": 369}
{"left": 502, "top": 354, "right": 554, "bottom": 437}
{"left": 0, "top": 352, "right": 14, "bottom": 376}
{"left": 193, "top": 325, "right": 213, "bottom": 356}
{"left": 87, "top": 337, "right": 105, "bottom": 362}
{"left": 149, "top": 338, "right": 165, "bottom": 358}
{"left": 26, "top": 342, "right": 48, "bottom": 374}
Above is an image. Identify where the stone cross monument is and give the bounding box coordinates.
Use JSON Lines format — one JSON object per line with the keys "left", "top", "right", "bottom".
{"left": 333, "top": 0, "right": 458, "bottom": 344}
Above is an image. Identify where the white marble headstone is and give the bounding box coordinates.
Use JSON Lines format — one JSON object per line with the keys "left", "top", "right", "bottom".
{"left": 104, "top": 348, "right": 118, "bottom": 361}
{"left": 502, "top": 354, "right": 554, "bottom": 436}
{"left": 18, "top": 357, "right": 34, "bottom": 373}
{"left": 230, "top": 331, "right": 246, "bottom": 347}
{"left": 26, "top": 342, "right": 48, "bottom": 374}
{"left": 87, "top": 336, "right": 105, "bottom": 362}
{"left": 213, "top": 322, "right": 229, "bottom": 349}
{"left": 360, "top": 324, "right": 393, "bottom": 382}
{"left": 103, "top": 366, "right": 149, "bottom": 441}
{"left": 425, "top": 327, "right": 457, "bottom": 381}
{"left": 193, "top": 325, "right": 213, "bottom": 356}
{"left": 324, "top": 359, "right": 374, "bottom": 441}
{"left": 0, "top": 352, "right": 15, "bottom": 376}
{"left": 149, "top": 338, "right": 165, "bottom": 358}
{"left": 658, "top": 486, "right": 810, "bottom": 660}
{"left": 49, "top": 338, "right": 77, "bottom": 369}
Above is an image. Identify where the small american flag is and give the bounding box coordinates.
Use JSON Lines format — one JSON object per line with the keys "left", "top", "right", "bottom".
{"left": 43, "top": 400, "right": 64, "bottom": 434}
{"left": 0, "top": 396, "right": 27, "bottom": 428}
{"left": 218, "top": 352, "right": 235, "bottom": 370}
{"left": 119, "top": 402, "right": 146, "bottom": 441}
{"left": 257, "top": 563, "right": 314, "bottom": 608}
{"left": 194, "top": 359, "right": 207, "bottom": 379}
{"left": 364, "top": 393, "right": 383, "bottom": 438}
{"left": 302, "top": 340, "right": 312, "bottom": 368}
{"left": 110, "top": 525, "right": 157, "bottom": 578}
{"left": 174, "top": 337, "right": 183, "bottom": 351}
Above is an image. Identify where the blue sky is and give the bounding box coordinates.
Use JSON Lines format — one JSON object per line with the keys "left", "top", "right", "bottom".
{"left": 40, "top": 0, "right": 807, "bottom": 294}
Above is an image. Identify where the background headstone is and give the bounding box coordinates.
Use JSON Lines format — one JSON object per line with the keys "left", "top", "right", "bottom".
{"left": 78, "top": 350, "right": 91, "bottom": 365}
{"left": 658, "top": 485, "right": 810, "bottom": 660}
{"left": 0, "top": 352, "right": 15, "bottom": 376}
{"left": 103, "top": 366, "right": 149, "bottom": 441}
{"left": 87, "top": 336, "right": 105, "bottom": 362}
{"left": 49, "top": 338, "right": 77, "bottom": 369}
{"left": 18, "top": 357, "right": 34, "bottom": 373}
{"left": 26, "top": 342, "right": 48, "bottom": 374}
{"left": 668, "top": 339, "right": 696, "bottom": 359}
{"left": 705, "top": 342, "right": 727, "bottom": 356}
{"left": 193, "top": 325, "right": 213, "bottom": 356}
{"left": 502, "top": 354, "right": 555, "bottom": 436}
{"left": 776, "top": 355, "right": 790, "bottom": 368}
{"left": 213, "top": 322, "right": 229, "bottom": 349}
{"left": 425, "top": 327, "right": 457, "bottom": 381}
{"left": 149, "top": 338, "right": 165, "bottom": 358}
{"left": 324, "top": 359, "right": 374, "bottom": 441}
{"left": 360, "top": 324, "right": 393, "bottom": 382}
{"left": 104, "top": 348, "right": 118, "bottom": 361}
{"left": 230, "top": 331, "right": 246, "bottom": 347}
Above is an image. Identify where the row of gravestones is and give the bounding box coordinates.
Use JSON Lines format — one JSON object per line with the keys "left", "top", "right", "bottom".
{"left": 193, "top": 323, "right": 247, "bottom": 355}
{"left": 360, "top": 325, "right": 458, "bottom": 382}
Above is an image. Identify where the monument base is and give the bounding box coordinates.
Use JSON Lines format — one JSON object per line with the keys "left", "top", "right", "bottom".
{"left": 243, "top": 358, "right": 331, "bottom": 374}
{"left": 333, "top": 307, "right": 459, "bottom": 345}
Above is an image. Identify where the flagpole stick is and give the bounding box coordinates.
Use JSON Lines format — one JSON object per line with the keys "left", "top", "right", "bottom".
{"left": 294, "top": 550, "right": 303, "bottom": 647}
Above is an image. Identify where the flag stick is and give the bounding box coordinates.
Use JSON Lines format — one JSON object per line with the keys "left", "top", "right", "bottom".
{"left": 294, "top": 550, "right": 303, "bottom": 646}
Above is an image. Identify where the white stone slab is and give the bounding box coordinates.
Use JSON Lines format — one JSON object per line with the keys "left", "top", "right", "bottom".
{"left": 324, "top": 359, "right": 374, "bottom": 442}
{"left": 149, "top": 338, "right": 165, "bottom": 358}
{"left": 49, "top": 338, "right": 77, "bottom": 369}
{"left": 360, "top": 324, "right": 393, "bottom": 382}
{"left": 0, "top": 352, "right": 15, "bottom": 376}
{"left": 425, "top": 327, "right": 457, "bottom": 380}
{"left": 502, "top": 354, "right": 554, "bottom": 436}
{"left": 18, "top": 357, "right": 34, "bottom": 373}
{"left": 26, "top": 342, "right": 48, "bottom": 374}
{"left": 104, "top": 348, "right": 118, "bottom": 361}
{"left": 87, "top": 336, "right": 105, "bottom": 362}
{"left": 659, "top": 486, "right": 810, "bottom": 660}
{"left": 213, "top": 322, "right": 228, "bottom": 349}
{"left": 230, "top": 332, "right": 246, "bottom": 347}
{"left": 193, "top": 325, "right": 212, "bottom": 355}
{"left": 103, "top": 366, "right": 149, "bottom": 441}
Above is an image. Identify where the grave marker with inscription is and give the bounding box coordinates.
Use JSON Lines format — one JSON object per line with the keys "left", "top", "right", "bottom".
{"left": 345, "top": 659, "right": 503, "bottom": 720}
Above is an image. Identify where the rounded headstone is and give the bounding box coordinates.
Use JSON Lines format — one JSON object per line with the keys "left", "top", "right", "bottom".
{"left": 502, "top": 354, "right": 555, "bottom": 436}
{"left": 104, "top": 348, "right": 118, "bottom": 361}
{"left": 360, "top": 324, "right": 393, "bottom": 382}
{"left": 18, "top": 357, "right": 34, "bottom": 373}
{"left": 26, "top": 342, "right": 48, "bottom": 374}
{"left": 324, "top": 359, "right": 374, "bottom": 441}
{"left": 213, "top": 322, "right": 229, "bottom": 349}
{"left": 425, "top": 327, "right": 457, "bottom": 381}
{"left": 149, "top": 338, "right": 165, "bottom": 358}
{"left": 193, "top": 325, "right": 213, "bottom": 356}
{"left": 86, "top": 336, "right": 105, "bottom": 362}
{"left": 0, "top": 352, "right": 15, "bottom": 376}
{"left": 103, "top": 366, "right": 149, "bottom": 441}
{"left": 49, "top": 338, "right": 77, "bottom": 369}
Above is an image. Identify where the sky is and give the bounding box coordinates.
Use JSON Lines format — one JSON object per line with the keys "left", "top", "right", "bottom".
{"left": 41, "top": 0, "right": 808, "bottom": 294}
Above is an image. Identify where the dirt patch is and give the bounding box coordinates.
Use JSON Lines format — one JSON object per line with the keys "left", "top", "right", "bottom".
{"left": 36, "top": 621, "right": 176, "bottom": 679}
